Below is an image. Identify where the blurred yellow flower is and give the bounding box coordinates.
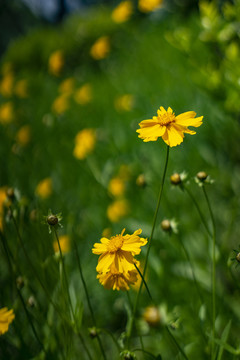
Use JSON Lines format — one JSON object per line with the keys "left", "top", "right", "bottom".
{"left": 35, "top": 178, "right": 52, "bottom": 199}
{"left": 58, "top": 77, "right": 75, "bottom": 95}
{"left": 137, "top": 106, "right": 203, "bottom": 147}
{"left": 138, "top": 0, "right": 163, "bottom": 13}
{"left": 48, "top": 50, "right": 64, "bottom": 76}
{"left": 111, "top": 1, "right": 133, "bottom": 23}
{"left": 108, "top": 177, "right": 125, "bottom": 197}
{"left": 90, "top": 36, "right": 110, "bottom": 60}
{"left": 15, "top": 79, "right": 28, "bottom": 98}
{"left": 16, "top": 125, "right": 31, "bottom": 146}
{"left": 53, "top": 235, "right": 70, "bottom": 254}
{"left": 92, "top": 228, "right": 147, "bottom": 274}
{"left": 143, "top": 306, "right": 161, "bottom": 327}
{"left": 73, "top": 128, "right": 96, "bottom": 160}
{"left": 0, "top": 187, "right": 7, "bottom": 232}
{"left": 52, "top": 94, "right": 69, "bottom": 114}
{"left": 0, "top": 307, "right": 15, "bottom": 335}
{"left": 97, "top": 265, "right": 138, "bottom": 290}
{"left": 107, "top": 199, "right": 129, "bottom": 222}
{"left": 114, "top": 94, "right": 134, "bottom": 112}
{"left": 102, "top": 227, "right": 112, "bottom": 238}
{"left": 0, "top": 72, "right": 14, "bottom": 97}
{"left": 0, "top": 102, "right": 14, "bottom": 124}
{"left": 74, "top": 83, "right": 92, "bottom": 105}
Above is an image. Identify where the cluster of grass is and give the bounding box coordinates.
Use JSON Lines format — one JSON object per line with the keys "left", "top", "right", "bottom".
{"left": 0, "top": 1, "right": 240, "bottom": 359}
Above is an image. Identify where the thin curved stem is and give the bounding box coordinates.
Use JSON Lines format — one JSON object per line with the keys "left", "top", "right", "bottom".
{"left": 165, "top": 326, "right": 189, "bottom": 360}
{"left": 202, "top": 186, "right": 217, "bottom": 360}
{"left": 134, "top": 263, "right": 152, "bottom": 302}
{"left": 126, "top": 145, "right": 170, "bottom": 348}
{"left": 73, "top": 237, "right": 107, "bottom": 360}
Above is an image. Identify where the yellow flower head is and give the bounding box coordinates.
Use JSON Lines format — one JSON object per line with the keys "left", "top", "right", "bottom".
{"left": 108, "top": 177, "right": 126, "bottom": 197}
{"left": 0, "top": 72, "right": 14, "bottom": 97}
{"left": 107, "top": 199, "right": 129, "bottom": 222}
{"left": 73, "top": 128, "right": 96, "bottom": 160}
{"left": 138, "top": 0, "right": 163, "bottom": 13}
{"left": 90, "top": 36, "right": 110, "bottom": 60}
{"left": 97, "top": 264, "right": 138, "bottom": 290}
{"left": 114, "top": 94, "right": 134, "bottom": 112}
{"left": 15, "top": 79, "right": 28, "bottom": 98}
{"left": 52, "top": 94, "right": 69, "bottom": 114}
{"left": 0, "top": 102, "right": 14, "bottom": 124}
{"left": 74, "top": 83, "right": 92, "bottom": 105}
{"left": 111, "top": 1, "right": 133, "bottom": 23}
{"left": 92, "top": 228, "right": 147, "bottom": 274}
{"left": 0, "top": 187, "right": 7, "bottom": 232}
{"left": 58, "top": 77, "right": 75, "bottom": 95}
{"left": 136, "top": 106, "right": 203, "bottom": 147}
{"left": 16, "top": 125, "right": 31, "bottom": 146}
{"left": 48, "top": 50, "right": 64, "bottom": 76}
{"left": 53, "top": 235, "right": 70, "bottom": 255}
{"left": 35, "top": 178, "right": 52, "bottom": 199}
{"left": 0, "top": 307, "right": 15, "bottom": 335}
{"left": 143, "top": 305, "right": 161, "bottom": 327}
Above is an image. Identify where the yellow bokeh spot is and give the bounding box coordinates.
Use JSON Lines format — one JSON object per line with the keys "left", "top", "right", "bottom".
{"left": 0, "top": 72, "right": 14, "bottom": 97}
{"left": 108, "top": 177, "right": 126, "bottom": 197}
{"left": 15, "top": 79, "right": 28, "bottom": 98}
{"left": 16, "top": 125, "right": 31, "bottom": 146}
{"left": 52, "top": 94, "right": 69, "bottom": 114}
{"left": 114, "top": 94, "right": 134, "bottom": 112}
{"left": 53, "top": 235, "right": 70, "bottom": 255}
{"left": 73, "top": 128, "right": 96, "bottom": 160}
{"left": 58, "top": 77, "right": 75, "bottom": 95}
{"left": 107, "top": 199, "right": 129, "bottom": 223}
{"left": 48, "top": 50, "right": 64, "bottom": 76}
{"left": 90, "top": 36, "right": 110, "bottom": 60}
{"left": 111, "top": 1, "right": 133, "bottom": 23}
{"left": 138, "top": 0, "right": 163, "bottom": 13}
{"left": 0, "top": 102, "right": 14, "bottom": 124}
{"left": 35, "top": 178, "right": 52, "bottom": 199}
{"left": 74, "top": 83, "right": 92, "bottom": 105}
{"left": 0, "top": 187, "right": 7, "bottom": 232}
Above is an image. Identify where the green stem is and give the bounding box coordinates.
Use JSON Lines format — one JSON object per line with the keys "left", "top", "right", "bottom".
{"left": 126, "top": 145, "right": 170, "bottom": 348}
{"left": 53, "top": 229, "right": 93, "bottom": 360}
{"left": 184, "top": 186, "right": 212, "bottom": 238}
{"left": 165, "top": 326, "right": 189, "bottom": 360}
{"left": 134, "top": 263, "right": 152, "bottom": 302}
{"left": 100, "top": 328, "right": 121, "bottom": 352}
{"left": 202, "top": 185, "right": 216, "bottom": 360}
{"left": 73, "top": 237, "right": 107, "bottom": 360}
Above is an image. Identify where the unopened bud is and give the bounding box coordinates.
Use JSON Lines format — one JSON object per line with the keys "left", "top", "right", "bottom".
{"left": 120, "top": 350, "right": 136, "bottom": 360}
{"left": 143, "top": 306, "right": 161, "bottom": 327}
{"left": 236, "top": 253, "right": 240, "bottom": 263}
{"left": 170, "top": 173, "right": 181, "bottom": 185}
{"left": 196, "top": 171, "right": 208, "bottom": 181}
{"left": 88, "top": 327, "right": 97, "bottom": 339}
{"left": 47, "top": 215, "right": 58, "bottom": 226}
{"left": 136, "top": 174, "right": 147, "bottom": 188}
{"left": 6, "top": 188, "right": 15, "bottom": 200}
{"left": 16, "top": 276, "right": 25, "bottom": 289}
{"left": 161, "top": 219, "right": 171, "bottom": 232}
{"left": 27, "top": 295, "right": 36, "bottom": 308}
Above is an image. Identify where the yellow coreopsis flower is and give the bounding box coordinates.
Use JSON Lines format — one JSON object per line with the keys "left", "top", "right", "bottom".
{"left": 97, "top": 264, "right": 138, "bottom": 290}
{"left": 138, "top": 0, "right": 163, "bottom": 13}
{"left": 136, "top": 106, "right": 203, "bottom": 147}
{"left": 35, "top": 178, "right": 52, "bottom": 199}
{"left": 90, "top": 36, "right": 110, "bottom": 60}
{"left": 108, "top": 177, "right": 126, "bottom": 197}
{"left": 92, "top": 228, "right": 147, "bottom": 274}
{"left": 111, "top": 1, "right": 133, "bottom": 23}
{"left": 48, "top": 50, "right": 64, "bottom": 76}
{"left": 0, "top": 187, "right": 7, "bottom": 232}
{"left": 53, "top": 235, "right": 70, "bottom": 254}
{"left": 0, "top": 72, "right": 14, "bottom": 97}
{"left": 0, "top": 102, "right": 14, "bottom": 124}
{"left": 52, "top": 94, "right": 69, "bottom": 114}
{"left": 74, "top": 83, "right": 92, "bottom": 105}
{"left": 73, "top": 128, "right": 96, "bottom": 160}
{"left": 58, "top": 77, "right": 75, "bottom": 95}
{"left": 15, "top": 79, "right": 28, "bottom": 98}
{"left": 0, "top": 307, "right": 15, "bottom": 335}
{"left": 107, "top": 199, "right": 129, "bottom": 223}
{"left": 16, "top": 125, "right": 31, "bottom": 146}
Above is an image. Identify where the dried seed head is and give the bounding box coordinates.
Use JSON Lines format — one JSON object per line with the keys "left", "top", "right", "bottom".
{"left": 197, "top": 171, "right": 208, "bottom": 181}
{"left": 161, "top": 219, "right": 171, "bottom": 232}
{"left": 170, "top": 173, "right": 181, "bottom": 185}
{"left": 47, "top": 215, "right": 58, "bottom": 226}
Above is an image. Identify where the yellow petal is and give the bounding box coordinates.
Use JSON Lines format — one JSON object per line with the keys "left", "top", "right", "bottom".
{"left": 92, "top": 242, "right": 108, "bottom": 255}
{"left": 166, "top": 126, "right": 184, "bottom": 147}
{"left": 175, "top": 111, "right": 196, "bottom": 121}
{"left": 176, "top": 113, "right": 203, "bottom": 128}
{"left": 96, "top": 253, "right": 114, "bottom": 272}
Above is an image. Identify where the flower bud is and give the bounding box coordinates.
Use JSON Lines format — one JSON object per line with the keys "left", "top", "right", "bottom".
{"left": 196, "top": 171, "right": 208, "bottom": 181}
{"left": 120, "top": 350, "right": 136, "bottom": 360}
{"left": 136, "top": 174, "right": 147, "bottom": 188}
{"left": 47, "top": 215, "right": 58, "bottom": 226}
{"left": 170, "top": 173, "right": 181, "bottom": 185}
{"left": 27, "top": 295, "right": 36, "bottom": 308}
{"left": 236, "top": 253, "right": 240, "bottom": 263}
{"left": 143, "top": 306, "right": 161, "bottom": 327}
{"left": 88, "top": 327, "right": 97, "bottom": 339}
{"left": 6, "top": 187, "right": 15, "bottom": 200}
{"left": 161, "top": 219, "right": 171, "bottom": 232}
{"left": 16, "top": 276, "right": 25, "bottom": 290}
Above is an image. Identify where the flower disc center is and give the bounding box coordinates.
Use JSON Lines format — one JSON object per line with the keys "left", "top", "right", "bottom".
{"left": 157, "top": 113, "right": 176, "bottom": 126}
{"left": 108, "top": 235, "right": 124, "bottom": 253}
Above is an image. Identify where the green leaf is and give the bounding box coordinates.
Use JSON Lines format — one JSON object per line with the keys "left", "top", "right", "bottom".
{"left": 217, "top": 320, "right": 232, "bottom": 360}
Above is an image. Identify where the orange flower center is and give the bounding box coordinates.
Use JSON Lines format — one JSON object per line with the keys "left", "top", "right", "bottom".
{"left": 157, "top": 112, "right": 176, "bottom": 126}
{"left": 107, "top": 235, "right": 124, "bottom": 253}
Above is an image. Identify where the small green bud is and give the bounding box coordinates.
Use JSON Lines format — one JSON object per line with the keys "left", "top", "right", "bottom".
{"left": 88, "top": 327, "right": 98, "bottom": 339}
{"left": 136, "top": 174, "right": 147, "bottom": 188}
{"left": 6, "top": 187, "right": 15, "bottom": 200}
{"left": 16, "top": 276, "right": 25, "bottom": 290}
{"left": 236, "top": 253, "right": 240, "bottom": 263}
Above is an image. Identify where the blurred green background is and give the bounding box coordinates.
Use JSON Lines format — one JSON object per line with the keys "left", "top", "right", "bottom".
{"left": 1, "top": 0, "right": 240, "bottom": 359}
